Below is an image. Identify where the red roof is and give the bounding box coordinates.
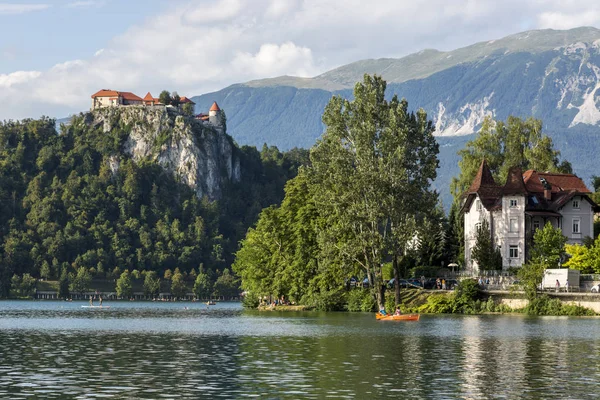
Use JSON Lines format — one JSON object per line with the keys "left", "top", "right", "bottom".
{"left": 119, "top": 92, "right": 143, "bottom": 101}
{"left": 503, "top": 167, "right": 528, "bottom": 195}
{"left": 467, "top": 160, "right": 496, "bottom": 193}
{"left": 143, "top": 92, "right": 154, "bottom": 101}
{"left": 91, "top": 89, "right": 142, "bottom": 102}
{"left": 91, "top": 89, "right": 119, "bottom": 98}
{"left": 523, "top": 170, "right": 591, "bottom": 193}
{"left": 180, "top": 96, "right": 195, "bottom": 105}
{"left": 209, "top": 101, "right": 220, "bottom": 111}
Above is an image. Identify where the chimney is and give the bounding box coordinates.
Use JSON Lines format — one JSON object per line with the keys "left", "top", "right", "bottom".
{"left": 544, "top": 188, "right": 551, "bottom": 200}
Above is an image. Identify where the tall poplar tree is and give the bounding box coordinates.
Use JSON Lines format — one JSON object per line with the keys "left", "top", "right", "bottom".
{"left": 310, "top": 74, "right": 439, "bottom": 309}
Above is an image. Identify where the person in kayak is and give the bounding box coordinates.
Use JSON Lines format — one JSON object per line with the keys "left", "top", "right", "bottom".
{"left": 394, "top": 307, "right": 402, "bottom": 316}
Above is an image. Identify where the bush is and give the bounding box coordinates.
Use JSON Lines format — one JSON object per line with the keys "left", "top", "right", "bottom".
{"left": 301, "top": 289, "right": 346, "bottom": 311}
{"left": 408, "top": 266, "right": 439, "bottom": 279}
{"left": 241, "top": 292, "right": 260, "bottom": 308}
{"left": 525, "top": 295, "right": 596, "bottom": 316}
{"left": 417, "top": 294, "right": 454, "bottom": 313}
{"left": 346, "top": 289, "right": 376, "bottom": 312}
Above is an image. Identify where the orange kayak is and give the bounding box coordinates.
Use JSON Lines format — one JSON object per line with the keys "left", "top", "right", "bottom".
{"left": 376, "top": 313, "right": 420, "bottom": 321}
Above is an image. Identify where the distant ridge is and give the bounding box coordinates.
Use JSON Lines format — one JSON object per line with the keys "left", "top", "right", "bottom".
{"left": 193, "top": 26, "right": 600, "bottom": 209}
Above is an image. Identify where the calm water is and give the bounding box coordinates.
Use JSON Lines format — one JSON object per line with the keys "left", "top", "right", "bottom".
{"left": 1, "top": 301, "right": 599, "bottom": 399}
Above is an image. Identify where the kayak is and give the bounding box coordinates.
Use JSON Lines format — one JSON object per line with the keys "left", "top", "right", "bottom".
{"left": 376, "top": 313, "right": 419, "bottom": 321}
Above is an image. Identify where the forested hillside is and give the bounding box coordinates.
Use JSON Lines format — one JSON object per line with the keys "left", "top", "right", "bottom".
{"left": 0, "top": 113, "right": 308, "bottom": 297}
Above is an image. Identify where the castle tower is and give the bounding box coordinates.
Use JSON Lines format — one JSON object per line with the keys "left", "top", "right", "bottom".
{"left": 208, "top": 101, "right": 221, "bottom": 125}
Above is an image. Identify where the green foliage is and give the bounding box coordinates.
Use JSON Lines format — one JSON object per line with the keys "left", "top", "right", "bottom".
{"left": 159, "top": 90, "right": 172, "bottom": 106}
{"left": 170, "top": 270, "right": 187, "bottom": 298}
{"left": 212, "top": 268, "right": 239, "bottom": 298}
{"left": 564, "top": 235, "right": 600, "bottom": 273}
{"left": 346, "top": 289, "right": 376, "bottom": 312}
{"left": 241, "top": 291, "right": 260, "bottom": 308}
{"left": 418, "top": 294, "right": 454, "bottom": 313}
{"left": 300, "top": 289, "right": 346, "bottom": 312}
{"left": 525, "top": 295, "right": 596, "bottom": 316}
{"left": 182, "top": 102, "right": 194, "bottom": 116}
{"left": 452, "top": 279, "right": 482, "bottom": 313}
{"left": 193, "top": 268, "right": 211, "bottom": 299}
{"left": 116, "top": 270, "right": 133, "bottom": 298}
{"left": 518, "top": 222, "right": 567, "bottom": 300}
{"left": 0, "top": 113, "right": 305, "bottom": 298}
{"left": 58, "top": 266, "right": 70, "bottom": 299}
{"left": 10, "top": 273, "right": 36, "bottom": 298}
{"left": 451, "top": 116, "right": 571, "bottom": 200}
{"left": 471, "top": 220, "right": 502, "bottom": 271}
{"left": 70, "top": 267, "right": 91, "bottom": 295}
{"left": 143, "top": 270, "right": 160, "bottom": 297}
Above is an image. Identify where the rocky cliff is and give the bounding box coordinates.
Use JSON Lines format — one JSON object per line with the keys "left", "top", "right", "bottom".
{"left": 87, "top": 106, "right": 241, "bottom": 200}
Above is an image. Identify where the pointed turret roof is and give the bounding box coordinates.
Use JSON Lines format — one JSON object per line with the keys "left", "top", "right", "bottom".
{"left": 143, "top": 92, "right": 154, "bottom": 101}
{"left": 209, "top": 101, "right": 220, "bottom": 112}
{"left": 467, "top": 160, "right": 496, "bottom": 193}
{"left": 502, "top": 167, "right": 528, "bottom": 195}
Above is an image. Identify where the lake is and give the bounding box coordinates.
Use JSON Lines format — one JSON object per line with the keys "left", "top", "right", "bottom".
{"left": 1, "top": 301, "right": 599, "bottom": 399}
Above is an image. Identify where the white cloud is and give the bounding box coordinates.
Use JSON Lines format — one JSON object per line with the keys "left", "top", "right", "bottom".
{"left": 0, "top": 71, "right": 41, "bottom": 88}
{"left": 233, "top": 42, "right": 316, "bottom": 77}
{"left": 0, "top": 3, "right": 49, "bottom": 14}
{"left": 2, "top": 0, "right": 600, "bottom": 120}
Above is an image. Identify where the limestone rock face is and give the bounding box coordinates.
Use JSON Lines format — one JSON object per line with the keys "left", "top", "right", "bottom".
{"left": 89, "top": 106, "right": 241, "bottom": 200}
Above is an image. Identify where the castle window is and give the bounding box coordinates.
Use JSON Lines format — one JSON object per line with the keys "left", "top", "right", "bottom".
{"left": 573, "top": 199, "right": 580, "bottom": 209}
{"left": 509, "top": 218, "right": 518, "bottom": 233}
{"left": 509, "top": 245, "right": 519, "bottom": 258}
{"left": 572, "top": 218, "right": 580, "bottom": 234}
{"left": 510, "top": 199, "right": 518, "bottom": 208}
{"left": 475, "top": 200, "right": 482, "bottom": 211}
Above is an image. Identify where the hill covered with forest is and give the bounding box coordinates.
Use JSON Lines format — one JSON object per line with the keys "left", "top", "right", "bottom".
{"left": 0, "top": 107, "right": 308, "bottom": 297}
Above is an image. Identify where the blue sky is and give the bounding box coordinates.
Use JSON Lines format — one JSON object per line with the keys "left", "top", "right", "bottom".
{"left": 1, "top": 0, "right": 600, "bottom": 120}
{"left": 1, "top": 1, "right": 168, "bottom": 74}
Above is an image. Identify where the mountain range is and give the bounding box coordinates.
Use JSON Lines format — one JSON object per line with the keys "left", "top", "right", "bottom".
{"left": 191, "top": 27, "right": 600, "bottom": 208}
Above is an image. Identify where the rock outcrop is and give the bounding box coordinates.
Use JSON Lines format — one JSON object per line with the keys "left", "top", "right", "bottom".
{"left": 88, "top": 106, "right": 241, "bottom": 200}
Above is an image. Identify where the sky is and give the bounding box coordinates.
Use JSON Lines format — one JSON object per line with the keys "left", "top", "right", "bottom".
{"left": 1, "top": 0, "right": 600, "bottom": 120}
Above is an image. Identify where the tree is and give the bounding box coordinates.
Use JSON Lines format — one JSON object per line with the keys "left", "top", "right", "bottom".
{"left": 58, "top": 266, "right": 70, "bottom": 299}
{"left": 170, "top": 270, "right": 187, "bottom": 298}
{"left": 310, "top": 74, "right": 439, "bottom": 310}
{"left": 518, "top": 222, "right": 567, "bottom": 299}
{"left": 20, "top": 273, "right": 36, "bottom": 297}
{"left": 164, "top": 269, "right": 173, "bottom": 280}
{"left": 159, "top": 90, "right": 172, "bottom": 106}
{"left": 212, "top": 268, "right": 239, "bottom": 299}
{"left": 116, "top": 270, "right": 133, "bottom": 298}
{"left": 193, "top": 268, "right": 211, "bottom": 299}
{"left": 564, "top": 235, "right": 600, "bottom": 273}
{"left": 471, "top": 220, "right": 502, "bottom": 271}
{"left": 451, "top": 116, "right": 571, "bottom": 201}
{"left": 171, "top": 92, "right": 181, "bottom": 107}
{"left": 70, "top": 267, "right": 91, "bottom": 295}
{"left": 182, "top": 102, "right": 194, "bottom": 116}
{"left": 143, "top": 271, "right": 161, "bottom": 297}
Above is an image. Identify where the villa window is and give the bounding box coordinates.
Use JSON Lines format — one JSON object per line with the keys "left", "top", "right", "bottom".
{"left": 476, "top": 200, "right": 482, "bottom": 211}
{"left": 509, "top": 218, "right": 518, "bottom": 233}
{"left": 509, "top": 245, "right": 519, "bottom": 259}
{"left": 533, "top": 220, "right": 540, "bottom": 231}
{"left": 475, "top": 222, "right": 482, "bottom": 231}
{"left": 573, "top": 218, "right": 580, "bottom": 234}
{"left": 573, "top": 199, "right": 580, "bottom": 209}
{"left": 510, "top": 199, "right": 518, "bottom": 208}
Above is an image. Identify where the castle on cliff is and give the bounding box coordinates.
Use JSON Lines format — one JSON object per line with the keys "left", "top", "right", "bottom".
{"left": 90, "top": 89, "right": 224, "bottom": 127}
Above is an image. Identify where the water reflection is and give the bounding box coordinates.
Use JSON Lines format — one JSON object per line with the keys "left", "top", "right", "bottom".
{"left": 0, "top": 301, "right": 599, "bottom": 399}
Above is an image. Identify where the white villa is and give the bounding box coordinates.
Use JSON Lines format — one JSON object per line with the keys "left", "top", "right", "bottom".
{"left": 462, "top": 160, "right": 599, "bottom": 273}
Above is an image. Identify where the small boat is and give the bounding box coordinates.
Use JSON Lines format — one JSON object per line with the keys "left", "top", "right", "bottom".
{"left": 376, "top": 313, "right": 419, "bottom": 321}
{"left": 206, "top": 301, "right": 216, "bottom": 306}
